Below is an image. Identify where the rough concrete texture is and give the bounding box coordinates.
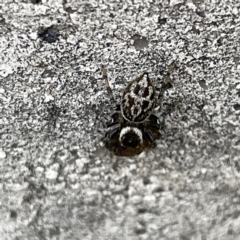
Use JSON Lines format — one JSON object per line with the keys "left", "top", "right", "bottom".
{"left": 0, "top": 0, "right": 240, "bottom": 239}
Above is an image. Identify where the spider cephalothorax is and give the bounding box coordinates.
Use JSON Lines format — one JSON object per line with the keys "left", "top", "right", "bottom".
{"left": 102, "top": 65, "right": 174, "bottom": 157}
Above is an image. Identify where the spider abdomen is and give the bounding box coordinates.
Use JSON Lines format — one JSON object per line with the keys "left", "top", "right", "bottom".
{"left": 121, "top": 73, "right": 156, "bottom": 123}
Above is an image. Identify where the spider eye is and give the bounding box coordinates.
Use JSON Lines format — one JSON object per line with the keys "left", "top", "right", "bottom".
{"left": 119, "top": 127, "right": 143, "bottom": 148}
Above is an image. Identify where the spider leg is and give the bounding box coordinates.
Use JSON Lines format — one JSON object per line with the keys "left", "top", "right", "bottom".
{"left": 106, "top": 111, "right": 122, "bottom": 128}
{"left": 163, "top": 62, "right": 176, "bottom": 84}
{"left": 157, "top": 62, "right": 177, "bottom": 101}
{"left": 101, "top": 125, "right": 120, "bottom": 143}
{"left": 108, "top": 126, "right": 120, "bottom": 139}
{"left": 102, "top": 66, "right": 117, "bottom": 109}
{"left": 148, "top": 114, "right": 160, "bottom": 128}
{"left": 145, "top": 130, "right": 157, "bottom": 148}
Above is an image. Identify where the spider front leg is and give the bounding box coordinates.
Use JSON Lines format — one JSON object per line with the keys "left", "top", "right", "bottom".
{"left": 102, "top": 66, "right": 117, "bottom": 109}
{"left": 106, "top": 112, "right": 122, "bottom": 128}
{"left": 106, "top": 126, "right": 120, "bottom": 140}
{"left": 157, "top": 62, "right": 177, "bottom": 101}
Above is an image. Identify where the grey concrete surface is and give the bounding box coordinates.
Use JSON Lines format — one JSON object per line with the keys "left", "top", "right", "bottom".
{"left": 0, "top": 0, "right": 240, "bottom": 239}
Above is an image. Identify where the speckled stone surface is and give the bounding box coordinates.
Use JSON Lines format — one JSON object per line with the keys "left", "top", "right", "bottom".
{"left": 0, "top": 0, "right": 240, "bottom": 239}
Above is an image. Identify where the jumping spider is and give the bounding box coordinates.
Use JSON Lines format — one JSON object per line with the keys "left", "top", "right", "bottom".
{"left": 102, "top": 64, "right": 175, "bottom": 156}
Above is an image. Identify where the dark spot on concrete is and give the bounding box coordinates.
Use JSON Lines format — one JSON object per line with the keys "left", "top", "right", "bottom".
{"left": 227, "top": 228, "right": 234, "bottom": 235}
{"left": 234, "top": 161, "right": 240, "bottom": 172}
{"left": 192, "top": 25, "right": 200, "bottom": 34}
{"left": 195, "top": 10, "right": 206, "bottom": 17}
{"left": 0, "top": 15, "right": 6, "bottom": 25}
{"left": 180, "top": 234, "right": 191, "bottom": 240}
{"left": 233, "top": 104, "right": 240, "bottom": 111}
{"left": 41, "top": 69, "right": 55, "bottom": 78}
{"left": 198, "top": 80, "right": 208, "bottom": 89}
{"left": 132, "top": 34, "right": 148, "bottom": 50}
{"left": 22, "top": 193, "right": 35, "bottom": 203}
{"left": 232, "top": 210, "right": 240, "bottom": 219}
{"left": 31, "top": 0, "right": 41, "bottom": 3}
{"left": 135, "top": 225, "right": 146, "bottom": 235}
{"left": 49, "top": 226, "right": 60, "bottom": 237}
{"left": 234, "top": 56, "right": 239, "bottom": 65}
{"left": 143, "top": 177, "right": 151, "bottom": 185}
{"left": 10, "top": 210, "right": 17, "bottom": 219}
{"left": 217, "top": 37, "right": 223, "bottom": 46}
{"left": 152, "top": 186, "right": 165, "bottom": 193}
{"left": 106, "top": 42, "right": 112, "bottom": 47}
{"left": 158, "top": 17, "right": 167, "bottom": 24}
{"left": 109, "top": 13, "right": 115, "bottom": 18}
{"left": 138, "top": 208, "right": 148, "bottom": 214}
{"left": 64, "top": 7, "right": 76, "bottom": 13}
{"left": 38, "top": 27, "right": 60, "bottom": 43}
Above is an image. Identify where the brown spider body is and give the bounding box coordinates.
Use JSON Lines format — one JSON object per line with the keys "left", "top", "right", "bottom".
{"left": 102, "top": 66, "right": 174, "bottom": 157}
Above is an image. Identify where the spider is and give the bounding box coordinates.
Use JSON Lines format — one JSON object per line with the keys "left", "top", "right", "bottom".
{"left": 102, "top": 64, "right": 175, "bottom": 156}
